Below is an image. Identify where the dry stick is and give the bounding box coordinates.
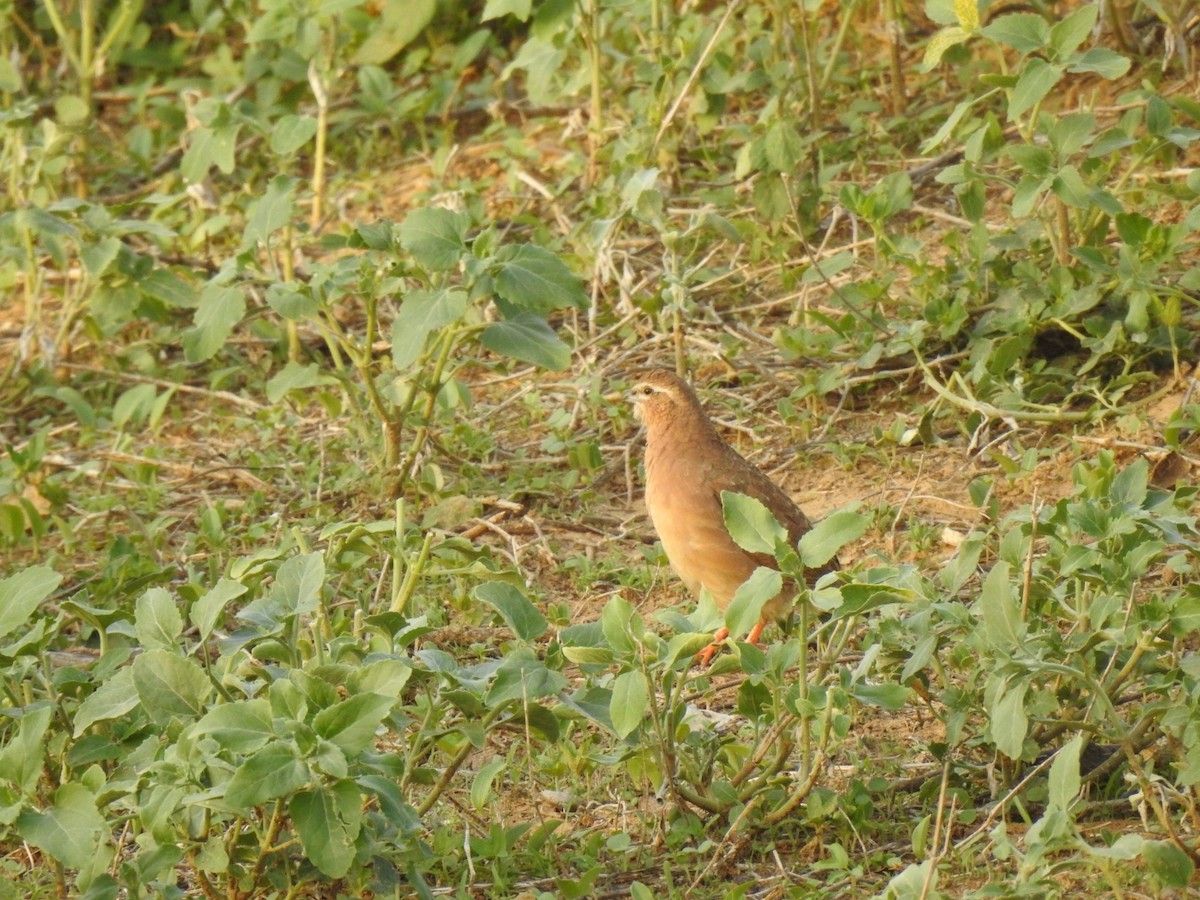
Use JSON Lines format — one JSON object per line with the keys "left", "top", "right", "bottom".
{"left": 57, "top": 362, "right": 264, "bottom": 411}
{"left": 920, "top": 757, "right": 955, "bottom": 900}
{"left": 955, "top": 748, "right": 1064, "bottom": 851}
{"left": 650, "top": 0, "right": 743, "bottom": 153}
{"left": 1020, "top": 489, "right": 1039, "bottom": 620}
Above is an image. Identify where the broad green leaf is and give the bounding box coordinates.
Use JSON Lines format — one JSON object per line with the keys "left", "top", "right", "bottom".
{"left": 398, "top": 207, "right": 467, "bottom": 271}
{"left": 269, "top": 114, "right": 318, "bottom": 156}
{"left": 1008, "top": 58, "right": 1063, "bottom": 120}
{"left": 265, "top": 282, "right": 319, "bottom": 320}
{"left": 180, "top": 124, "right": 239, "bottom": 183}
{"left": 242, "top": 175, "right": 295, "bottom": 248}
{"left": 1052, "top": 165, "right": 1091, "bottom": 208}
{"left": 480, "top": 314, "right": 572, "bottom": 371}
{"left": 850, "top": 683, "right": 910, "bottom": 710}
{"left": 0, "top": 705, "right": 52, "bottom": 792}
{"left": 225, "top": 743, "right": 309, "bottom": 810}
{"left": 72, "top": 668, "right": 139, "bottom": 737}
{"left": 724, "top": 567, "right": 782, "bottom": 642}
{"left": 191, "top": 577, "right": 246, "bottom": 642}
{"left": 391, "top": 288, "right": 468, "bottom": 369}
{"left": 471, "top": 758, "right": 507, "bottom": 810}
{"left": 352, "top": 0, "right": 436, "bottom": 64}
{"left": 491, "top": 243, "right": 587, "bottom": 314}
{"left": 721, "top": 492, "right": 786, "bottom": 556}
{"left": 486, "top": 655, "right": 567, "bottom": 707}
{"left": 473, "top": 581, "right": 548, "bottom": 642}
{"left": 980, "top": 561, "right": 1023, "bottom": 646}
{"left": 1068, "top": 48, "right": 1130, "bottom": 78}
{"left": 1047, "top": 3, "right": 1097, "bottom": 59}
{"left": 112, "top": 382, "right": 157, "bottom": 430}
{"left": 0, "top": 566, "right": 61, "bottom": 640}
{"left": 1144, "top": 840, "right": 1194, "bottom": 888}
{"left": 313, "top": 693, "right": 396, "bottom": 756}
{"left": 80, "top": 235, "right": 121, "bottom": 278}
{"left": 291, "top": 782, "right": 362, "bottom": 878}
{"left": 135, "top": 587, "right": 182, "bottom": 651}
{"left": 1049, "top": 735, "right": 1082, "bottom": 810}
{"left": 271, "top": 552, "right": 324, "bottom": 617}
{"left": 192, "top": 699, "right": 274, "bottom": 753}
{"left": 610, "top": 670, "right": 648, "bottom": 739}
{"left": 981, "top": 13, "right": 1048, "bottom": 54}
{"left": 131, "top": 649, "right": 211, "bottom": 723}
{"left": 482, "top": 0, "right": 531, "bottom": 20}
{"left": 831, "top": 584, "right": 913, "bottom": 618}
{"left": 266, "top": 361, "right": 337, "bottom": 403}
{"left": 1110, "top": 457, "right": 1149, "bottom": 507}
{"left": 990, "top": 679, "right": 1028, "bottom": 758}
{"left": 16, "top": 783, "right": 105, "bottom": 870}
{"left": 183, "top": 284, "right": 244, "bottom": 362}
{"left": 763, "top": 120, "right": 804, "bottom": 173}
{"left": 799, "top": 510, "right": 868, "bottom": 568}
{"left": 601, "top": 596, "right": 637, "bottom": 654}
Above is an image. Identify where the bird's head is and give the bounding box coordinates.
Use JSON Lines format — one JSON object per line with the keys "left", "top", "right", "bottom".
{"left": 627, "top": 369, "right": 698, "bottom": 429}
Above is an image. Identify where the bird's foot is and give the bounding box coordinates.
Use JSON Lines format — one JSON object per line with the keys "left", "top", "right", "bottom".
{"left": 696, "top": 626, "right": 730, "bottom": 667}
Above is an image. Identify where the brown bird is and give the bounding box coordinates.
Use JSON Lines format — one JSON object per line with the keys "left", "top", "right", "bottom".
{"left": 628, "top": 368, "right": 835, "bottom": 664}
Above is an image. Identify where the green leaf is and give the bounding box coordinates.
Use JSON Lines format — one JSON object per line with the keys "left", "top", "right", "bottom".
{"left": 131, "top": 649, "right": 211, "bottom": 723}
{"left": 721, "top": 492, "right": 786, "bottom": 556}
{"left": 471, "top": 758, "right": 507, "bottom": 810}
{"left": 242, "top": 175, "right": 296, "bottom": 248}
{"left": 798, "top": 510, "right": 868, "bottom": 569}
{"left": 981, "top": 13, "right": 1048, "bottom": 53}
{"left": 473, "top": 581, "right": 548, "bottom": 642}
{"left": 352, "top": 0, "right": 436, "bottom": 65}
{"left": 191, "top": 699, "right": 274, "bottom": 753}
{"left": 491, "top": 244, "right": 587, "bottom": 314}
{"left": 313, "top": 693, "right": 396, "bottom": 756}
{"left": 850, "top": 683, "right": 910, "bottom": 710}
{"left": 0, "top": 705, "right": 52, "bottom": 792}
{"left": 990, "top": 679, "right": 1028, "bottom": 758}
{"left": 482, "top": 0, "right": 531, "bottom": 20}
{"left": 1067, "top": 47, "right": 1130, "bottom": 78}
{"left": 135, "top": 587, "right": 183, "bottom": 650}
{"left": 1008, "top": 58, "right": 1063, "bottom": 120}
{"left": 0, "top": 566, "right": 61, "bottom": 640}
{"left": 80, "top": 235, "right": 121, "bottom": 278}
{"left": 269, "top": 115, "right": 318, "bottom": 156}
{"left": 266, "top": 361, "right": 338, "bottom": 403}
{"left": 1049, "top": 735, "right": 1082, "bottom": 810}
{"left": 291, "top": 782, "right": 362, "bottom": 878}
{"left": 180, "top": 124, "right": 239, "bottom": 183}
{"left": 480, "top": 314, "right": 572, "bottom": 370}
{"left": 1051, "top": 165, "right": 1091, "bottom": 208}
{"left": 191, "top": 577, "right": 246, "bottom": 643}
{"left": 980, "top": 560, "right": 1023, "bottom": 646}
{"left": 610, "top": 670, "right": 648, "bottom": 739}
{"left": 1047, "top": 3, "right": 1097, "bottom": 59}
{"left": 399, "top": 207, "right": 468, "bottom": 271}
{"left": 762, "top": 120, "right": 804, "bottom": 173}
{"left": 1144, "top": 840, "right": 1195, "bottom": 888}
{"left": 183, "top": 284, "right": 244, "bottom": 362}
{"left": 225, "top": 743, "right": 309, "bottom": 811}
{"left": 16, "top": 783, "right": 105, "bottom": 870}
{"left": 73, "top": 669, "right": 139, "bottom": 737}
{"left": 724, "top": 567, "right": 782, "bottom": 641}
{"left": 486, "top": 655, "right": 567, "bottom": 706}
{"left": 601, "top": 596, "right": 636, "bottom": 654}
{"left": 391, "top": 288, "right": 468, "bottom": 369}
{"left": 272, "top": 552, "right": 324, "bottom": 617}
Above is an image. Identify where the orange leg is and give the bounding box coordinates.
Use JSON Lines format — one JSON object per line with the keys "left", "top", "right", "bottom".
{"left": 745, "top": 619, "right": 767, "bottom": 646}
{"left": 697, "top": 626, "right": 730, "bottom": 666}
